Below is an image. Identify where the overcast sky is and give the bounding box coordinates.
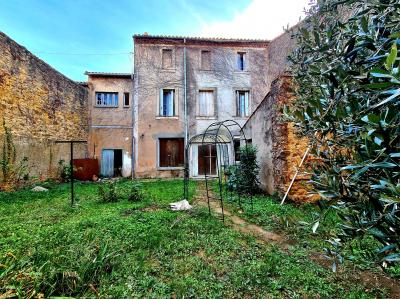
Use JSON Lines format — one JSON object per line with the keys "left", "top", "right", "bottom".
{"left": 0, "top": 0, "right": 310, "bottom": 81}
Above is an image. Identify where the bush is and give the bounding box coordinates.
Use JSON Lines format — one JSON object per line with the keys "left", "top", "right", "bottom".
{"left": 288, "top": 0, "right": 400, "bottom": 267}
{"left": 225, "top": 145, "right": 260, "bottom": 196}
{"left": 98, "top": 180, "right": 120, "bottom": 203}
{"left": 128, "top": 181, "right": 144, "bottom": 202}
{"left": 57, "top": 159, "right": 71, "bottom": 182}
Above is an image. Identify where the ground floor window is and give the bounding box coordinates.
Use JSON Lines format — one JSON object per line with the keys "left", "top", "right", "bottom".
{"left": 234, "top": 139, "right": 241, "bottom": 162}
{"left": 159, "top": 138, "right": 184, "bottom": 167}
{"left": 101, "top": 149, "right": 123, "bottom": 177}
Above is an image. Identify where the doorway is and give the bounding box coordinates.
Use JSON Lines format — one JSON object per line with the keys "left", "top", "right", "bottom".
{"left": 198, "top": 144, "right": 217, "bottom": 176}
{"left": 101, "top": 149, "right": 123, "bottom": 177}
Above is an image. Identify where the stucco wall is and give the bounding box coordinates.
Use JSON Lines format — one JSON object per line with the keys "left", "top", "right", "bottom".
{"left": 134, "top": 37, "right": 269, "bottom": 178}
{"left": 87, "top": 75, "right": 133, "bottom": 177}
{"left": 0, "top": 31, "right": 88, "bottom": 182}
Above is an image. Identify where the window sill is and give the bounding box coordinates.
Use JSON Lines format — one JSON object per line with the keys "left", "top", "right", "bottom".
{"left": 234, "top": 70, "right": 250, "bottom": 74}
{"left": 123, "top": 105, "right": 130, "bottom": 108}
{"left": 94, "top": 105, "right": 119, "bottom": 108}
{"left": 156, "top": 116, "right": 179, "bottom": 120}
{"left": 196, "top": 116, "right": 217, "bottom": 120}
{"left": 158, "top": 166, "right": 184, "bottom": 171}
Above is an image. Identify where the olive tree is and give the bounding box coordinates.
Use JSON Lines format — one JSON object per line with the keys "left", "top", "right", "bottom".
{"left": 287, "top": 0, "right": 400, "bottom": 267}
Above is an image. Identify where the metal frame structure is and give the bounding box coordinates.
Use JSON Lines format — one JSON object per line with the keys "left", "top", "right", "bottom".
{"left": 183, "top": 120, "right": 252, "bottom": 221}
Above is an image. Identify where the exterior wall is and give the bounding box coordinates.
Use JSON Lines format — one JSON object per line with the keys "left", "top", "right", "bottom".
{"left": 134, "top": 37, "right": 269, "bottom": 178}
{"left": 87, "top": 76, "right": 133, "bottom": 177}
{"left": 0, "top": 31, "right": 88, "bottom": 182}
{"left": 244, "top": 75, "right": 312, "bottom": 202}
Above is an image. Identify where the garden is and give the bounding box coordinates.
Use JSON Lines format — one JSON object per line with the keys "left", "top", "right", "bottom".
{"left": 0, "top": 178, "right": 398, "bottom": 298}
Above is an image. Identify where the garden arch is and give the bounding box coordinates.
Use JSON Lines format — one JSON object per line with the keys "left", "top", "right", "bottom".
{"left": 183, "top": 120, "right": 252, "bottom": 221}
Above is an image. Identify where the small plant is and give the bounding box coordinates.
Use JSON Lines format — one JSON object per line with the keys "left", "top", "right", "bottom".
{"left": 128, "top": 181, "right": 144, "bottom": 202}
{"left": 98, "top": 180, "right": 120, "bottom": 203}
{"left": 57, "top": 159, "right": 71, "bottom": 182}
{"left": 225, "top": 165, "right": 238, "bottom": 192}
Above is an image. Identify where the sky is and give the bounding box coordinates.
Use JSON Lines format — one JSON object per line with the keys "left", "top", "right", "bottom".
{"left": 0, "top": 0, "right": 310, "bottom": 81}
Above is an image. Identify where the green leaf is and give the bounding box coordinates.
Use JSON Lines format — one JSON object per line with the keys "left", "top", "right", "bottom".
{"left": 385, "top": 42, "right": 398, "bottom": 71}
{"left": 372, "top": 89, "right": 400, "bottom": 109}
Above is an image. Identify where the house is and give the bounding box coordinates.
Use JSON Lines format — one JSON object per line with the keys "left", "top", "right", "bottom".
{"left": 85, "top": 72, "right": 134, "bottom": 178}
{"left": 133, "top": 35, "right": 270, "bottom": 178}
{"left": 87, "top": 35, "right": 270, "bottom": 179}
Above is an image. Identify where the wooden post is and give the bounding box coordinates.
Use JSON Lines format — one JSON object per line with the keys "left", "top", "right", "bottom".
{"left": 280, "top": 147, "right": 310, "bottom": 205}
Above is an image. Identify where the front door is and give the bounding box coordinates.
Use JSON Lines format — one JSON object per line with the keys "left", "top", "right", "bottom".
{"left": 198, "top": 144, "right": 217, "bottom": 176}
{"left": 101, "top": 149, "right": 114, "bottom": 177}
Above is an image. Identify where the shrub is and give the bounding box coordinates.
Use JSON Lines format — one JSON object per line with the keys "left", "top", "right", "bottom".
{"left": 57, "top": 159, "right": 71, "bottom": 182}
{"left": 237, "top": 144, "right": 260, "bottom": 195}
{"left": 128, "top": 181, "right": 144, "bottom": 202}
{"left": 288, "top": 0, "right": 400, "bottom": 267}
{"left": 98, "top": 180, "right": 120, "bottom": 203}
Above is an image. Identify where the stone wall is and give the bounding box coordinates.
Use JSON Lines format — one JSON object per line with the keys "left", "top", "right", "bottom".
{"left": 244, "top": 75, "right": 313, "bottom": 202}
{"left": 0, "top": 31, "right": 88, "bottom": 184}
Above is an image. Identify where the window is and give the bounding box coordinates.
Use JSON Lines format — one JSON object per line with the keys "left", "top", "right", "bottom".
{"left": 234, "top": 139, "right": 241, "bottom": 162}
{"left": 198, "top": 90, "right": 215, "bottom": 117}
{"left": 162, "top": 49, "right": 173, "bottom": 69}
{"left": 201, "top": 50, "right": 211, "bottom": 70}
{"left": 95, "top": 92, "right": 118, "bottom": 107}
{"left": 237, "top": 52, "right": 246, "bottom": 71}
{"left": 123, "top": 92, "right": 130, "bottom": 107}
{"left": 236, "top": 90, "right": 250, "bottom": 117}
{"left": 160, "top": 89, "right": 175, "bottom": 116}
{"left": 159, "top": 138, "right": 184, "bottom": 167}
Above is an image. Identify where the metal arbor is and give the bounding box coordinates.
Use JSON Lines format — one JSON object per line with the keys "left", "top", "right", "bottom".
{"left": 183, "top": 120, "right": 251, "bottom": 221}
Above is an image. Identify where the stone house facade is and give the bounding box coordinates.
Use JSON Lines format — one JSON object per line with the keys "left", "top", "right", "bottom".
{"left": 132, "top": 35, "right": 269, "bottom": 178}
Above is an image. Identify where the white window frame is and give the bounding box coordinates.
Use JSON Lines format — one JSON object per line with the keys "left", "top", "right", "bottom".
{"left": 235, "top": 90, "right": 250, "bottom": 117}
{"left": 158, "top": 88, "right": 177, "bottom": 117}
{"left": 95, "top": 92, "right": 119, "bottom": 107}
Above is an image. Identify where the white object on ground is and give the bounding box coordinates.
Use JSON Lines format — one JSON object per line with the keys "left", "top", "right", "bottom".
{"left": 169, "top": 199, "right": 192, "bottom": 211}
{"left": 32, "top": 186, "right": 48, "bottom": 192}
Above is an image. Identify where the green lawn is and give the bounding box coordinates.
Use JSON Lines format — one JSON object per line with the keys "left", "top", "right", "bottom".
{"left": 0, "top": 179, "right": 389, "bottom": 298}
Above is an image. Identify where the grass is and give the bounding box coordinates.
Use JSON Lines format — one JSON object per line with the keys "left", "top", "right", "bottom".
{"left": 0, "top": 179, "right": 390, "bottom": 298}
{"left": 222, "top": 190, "right": 400, "bottom": 279}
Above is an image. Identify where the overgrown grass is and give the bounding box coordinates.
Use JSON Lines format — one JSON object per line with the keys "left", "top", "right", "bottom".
{"left": 0, "top": 179, "right": 387, "bottom": 298}
{"left": 223, "top": 191, "right": 400, "bottom": 279}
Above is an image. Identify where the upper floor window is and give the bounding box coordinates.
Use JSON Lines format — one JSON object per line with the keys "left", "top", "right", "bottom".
{"left": 201, "top": 50, "right": 211, "bottom": 70}
{"left": 162, "top": 49, "right": 173, "bottom": 69}
{"left": 95, "top": 92, "right": 118, "bottom": 107}
{"left": 123, "top": 92, "right": 130, "bottom": 107}
{"left": 160, "top": 89, "right": 175, "bottom": 117}
{"left": 198, "top": 90, "right": 215, "bottom": 117}
{"left": 237, "top": 52, "right": 246, "bottom": 71}
{"left": 236, "top": 90, "right": 250, "bottom": 117}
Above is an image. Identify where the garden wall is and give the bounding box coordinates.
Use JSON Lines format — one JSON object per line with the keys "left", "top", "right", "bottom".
{"left": 0, "top": 31, "right": 88, "bottom": 186}
{"left": 243, "top": 75, "right": 314, "bottom": 202}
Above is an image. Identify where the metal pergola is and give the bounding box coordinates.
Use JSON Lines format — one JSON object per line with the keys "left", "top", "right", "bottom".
{"left": 183, "top": 120, "right": 252, "bottom": 221}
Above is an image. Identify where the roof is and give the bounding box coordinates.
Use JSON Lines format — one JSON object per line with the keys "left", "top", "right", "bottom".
{"left": 133, "top": 34, "right": 269, "bottom": 47}
{"left": 85, "top": 71, "right": 133, "bottom": 78}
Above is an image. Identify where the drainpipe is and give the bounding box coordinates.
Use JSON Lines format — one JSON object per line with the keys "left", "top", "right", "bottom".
{"left": 183, "top": 39, "right": 189, "bottom": 148}
{"left": 131, "top": 49, "right": 136, "bottom": 179}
